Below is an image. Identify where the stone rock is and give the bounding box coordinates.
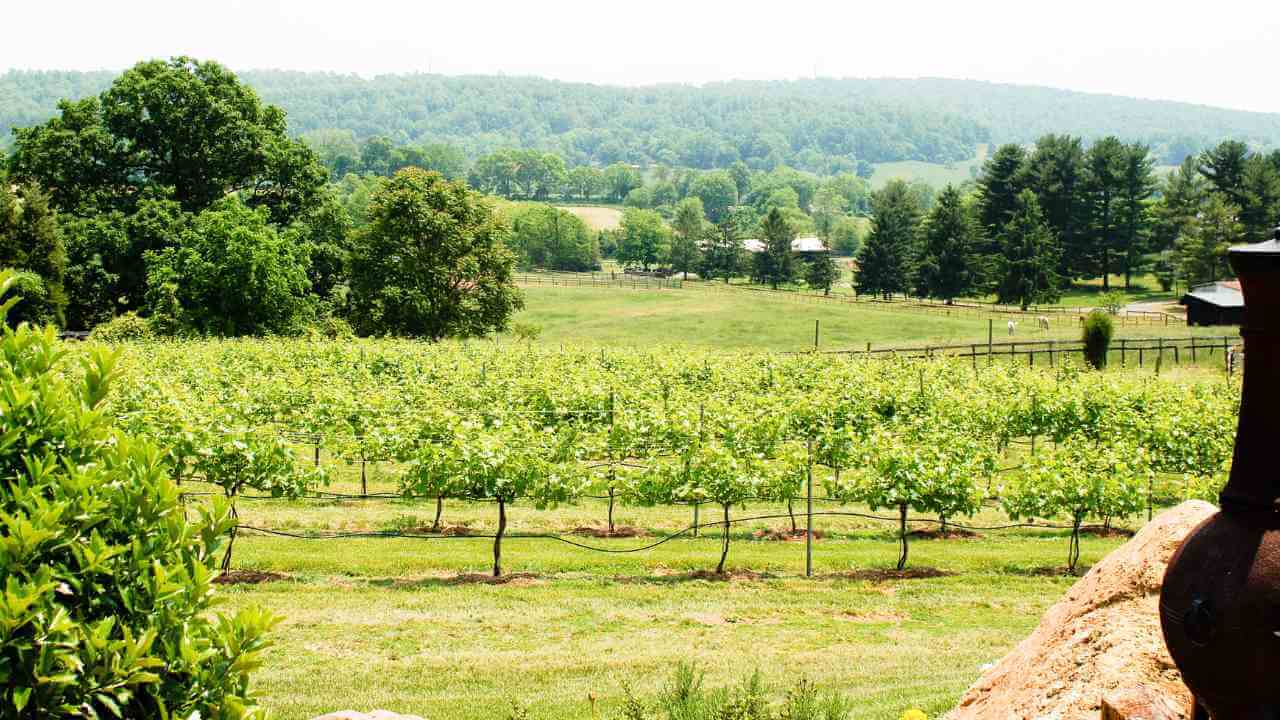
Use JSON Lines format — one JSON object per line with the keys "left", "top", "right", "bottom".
{"left": 947, "top": 500, "right": 1217, "bottom": 720}
{"left": 1100, "top": 686, "right": 1185, "bottom": 720}
{"left": 311, "top": 707, "right": 427, "bottom": 712}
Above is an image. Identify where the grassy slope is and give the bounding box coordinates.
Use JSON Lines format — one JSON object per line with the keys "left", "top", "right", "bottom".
{"left": 512, "top": 285, "right": 1224, "bottom": 352}
{"left": 219, "top": 474, "right": 1130, "bottom": 720}
{"left": 869, "top": 144, "right": 989, "bottom": 190}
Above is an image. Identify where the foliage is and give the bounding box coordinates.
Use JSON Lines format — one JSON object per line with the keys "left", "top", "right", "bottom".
{"left": 914, "top": 185, "right": 981, "bottom": 302}
{"left": 995, "top": 191, "right": 1061, "bottom": 310}
{"left": 0, "top": 273, "right": 276, "bottom": 719}
{"left": 145, "top": 197, "right": 313, "bottom": 336}
{"left": 349, "top": 168, "right": 523, "bottom": 338}
{"left": 504, "top": 203, "right": 600, "bottom": 272}
{"left": 0, "top": 182, "right": 67, "bottom": 326}
{"left": 1001, "top": 439, "right": 1148, "bottom": 572}
{"left": 88, "top": 311, "right": 154, "bottom": 343}
{"left": 856, "top": 180, "right": 921, "bottom": 299}
{"left": 754, "top": 209, "right": 796, "bottom": 289}
{"left": 8, "top": 57, "right": 325, "bottom": 224}
{"left": 669, "top": 198, "right": 706, "bottom": 279}
{"left": 1081, "top": 311, "right": 1115, "bottom": 370}
{"left": 1176, "top": 193, "right": 1243, "bottom": 286}
{"left": 804, "top": 255, "right": 839, "bottom": 296}
{"left": 616, "top": 208, "right": 672, "bottom": 272}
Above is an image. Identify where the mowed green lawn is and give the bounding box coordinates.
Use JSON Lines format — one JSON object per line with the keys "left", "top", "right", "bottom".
{"left": 511, "top": 286, "right": 1227, "bottom": 352}
{"left": 216, "top": 479, "right": 1131, "bottom": 720}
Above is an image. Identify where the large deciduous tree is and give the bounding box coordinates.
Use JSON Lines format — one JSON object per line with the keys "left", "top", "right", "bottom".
{"left": 9, "top": 57, "right": 326, "bottom": 224}
{"left": 669, "top": 197, "right": 706, "bottom": 280}
{"left": 689, "top": 171, "right": 739, "bottom": 223}
{"left": 615, "top": 208, "right": 671, "bottom": 271}
{"left": 348, "top": 168, "right": 523, "bottom": 338}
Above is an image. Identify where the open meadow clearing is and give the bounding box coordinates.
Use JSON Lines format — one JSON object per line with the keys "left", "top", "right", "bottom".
{"left": 556, "top": 205, "right": 624, "bottom": 231}
{"left": 512, "top": 284, "right": 1228, "bottom": 351}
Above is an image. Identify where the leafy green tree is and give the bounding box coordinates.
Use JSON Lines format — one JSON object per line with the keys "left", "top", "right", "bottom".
{"left": 615, "top": 208, "right": 671, "bottom": 271}
{"left": 0, "top": 183, "right": 67, "bottom": 325}
{"left": 0, "top": 276, "right": 277, "bottom": 718}
{"left": 914, "top": 184, "right": 981, "bottom": 303}
{"left": 468, "top": 150, "right": 520, "bottom": 197}
{"left": 292, "top": 193, "right": 354, "bottom": 302}
{"left": 1176, "top": 193, "right": 1243, "bottom": 285}
{"left": 689, "top": 171, "right": 739, "bottom": 223}
{"left": 9, "top": 57, "right": 326, "bottom": 224}
{"left": 754, "top": 208, "right": 796, "bottom": 289}
{"left": 145, "top": 197, "right": 312, "bottom": 335}
{"left": 728, "top": 161, "right": 753, "bottom": 199}
{"left": 604, "top": 163, "right": 643, "bottom": 202}
{"left": 829, "top": 216, "right": 863, "bottom": 256}
{"left": 507, "top": 204, "right": 600, "bottom": 271}
{"left": 349, "top": 168, "right": 523, "bottom": 338}
{"left": 811, "top": 186, "right": 848, "bottom": 241}
{"left": 856, "top": 180, "right": 920, "bottom": 299}
{"left": 360, "top": 135, "right": 396, "bottom": 175}
{"left": 567, "top": 166, "right": 605, "bottom": 200}
{"left": 995, "top": 190, "right": 1061, "bottom": 310}
{"left": 669, "top": 197, "right": 706, "bottom": 279}
{"left": 805, "top": 254, "right": 839, "bottom": 295}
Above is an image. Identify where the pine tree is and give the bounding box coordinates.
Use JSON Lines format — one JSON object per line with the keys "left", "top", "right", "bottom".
{"left": 670, "top": 197, "right": 706, "bottom": 279}
{"left": 1199, "top": 140, "right": 1250, "bottom": 207}
{"left": 914, "top": 185, "right": 981, "bottom": 303}
{"left": 1239, "top": 154, "right": 1280, "bottom": 242}
{"left": 1176, "top": 194, "right": 1243, "bottom": 286}
{"left": 1117, "top": 143, "right": 1157, "bottom": 289}
{"left": 996, "top": 191, "right": 1061, "bottom": 310}
{"left": 1152, "top": 157, "right": 1208, "bottom": 257}
{"left": 754, "top": 208, "right": 796, "bottom": 289}
{"left": 856, "top": 180, "right": 921, "bottom": 299}
{"left": 1024, "top": 135, "right": 1085, "bottom": 280}
{"left": 976, "top": 144, "right": 1030, "bottom": 244}
{"left": 1081, "top": 137, "right": 1127, "bottom": 289}
{"left": 805, "top": 253, "right": 839, "bottom": 295}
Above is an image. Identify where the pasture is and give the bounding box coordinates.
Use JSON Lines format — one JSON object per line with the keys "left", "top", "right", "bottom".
{"left": 556, "top": 205, "right": 624, "bottom": 231}
{"left": 511, "top": 284, "right": 1225, "bottom": 351}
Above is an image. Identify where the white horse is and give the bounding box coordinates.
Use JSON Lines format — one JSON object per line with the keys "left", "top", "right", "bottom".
{"left": 1037, "top": 316, "right": 1050, "bottom": 332}
{"left": 1007, "top": 320, "right": 1017, "bottom": 336}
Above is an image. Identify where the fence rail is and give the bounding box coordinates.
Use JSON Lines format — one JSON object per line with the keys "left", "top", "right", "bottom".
{"left": 514, "top": 271, "right": 682, "bottom": 290}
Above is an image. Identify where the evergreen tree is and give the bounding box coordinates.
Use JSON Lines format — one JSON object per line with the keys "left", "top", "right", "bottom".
{"left": 1081, "top": 137, "right": 1127, "bottom": 289}
{"left": 856, "top": 180, "right": 921, "bottom": 299}
{"left": 976, "top": 144, "right": 1030, "bottom": 244}
{"left": 805, "top": 253, "right": 839, "bottom": 295}
{"left": 1199, "top": 140, "right": 1250, "bottom": 207}
{"left": 1117, "top": 143, "right": 1157, "bottom": 288}
{"left": 1152, "top": 156, "right": 1208, "bottom": 257}
{"left": 754, "top": 208, "right": 796, "bottom": 289}
{"left": 914, "top": 185, "right": 981, "bottom": 303}
{"left": 1176, "top": 194, "right": 1243, "bottom": 286}
{"left": 1024, "top": 135, "right": 1086, "bottom": 279}
{"left": 996, "top": 190, "right": 1061, "bottom": 310}
{"left": 0, "top": 183, "right": 68, "bottom": 325}
{"left": 670, "top": 197, "right": 706, "bottom": 280}
{"left": 1239, "top": 154, "right": 1280, "bottom": 242}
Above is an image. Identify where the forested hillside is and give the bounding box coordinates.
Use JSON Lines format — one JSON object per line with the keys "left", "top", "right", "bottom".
{"left": 5, "top": 70, "right": 1278, "bottom": 171}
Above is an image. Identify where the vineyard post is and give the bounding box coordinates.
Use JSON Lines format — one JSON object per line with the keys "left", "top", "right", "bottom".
{"left": 1158, "top": 338, "right": 1164, "bottom": 369}
{"left": 314, "top": 435, "right": 320, "bottom": 467}
{"left": 988, "top": 319, "right": 993, "bottom": 365}
{"left": 1191, "top": 338, "right": 1197, "bottom": 364}
{"left": 608, "top": 391, "right": 617, "bottom": 534}
{"left": 814, "top": 320, "right": 820, "bottom": 351}
{"left": 1139, "top": 347, "right": 1144, "bottom": 367}
{"left": 1120, "top": 339, "right": 1126, "bottom": 367}
{"left": 806, "top": 437, "right": 814, "bottom": 578}
{"left": 693, "top": 404, "right": 704, "bottom": 537}
{"left": 1174, "top": 345, "right": 1180, "bottom": 366}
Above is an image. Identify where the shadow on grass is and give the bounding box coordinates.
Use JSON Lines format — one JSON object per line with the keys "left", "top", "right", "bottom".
{"left": 214, "top": 569, "right": 291, "bottom": 585}
{"left": 819, "top": 567, "right": 955, "bottom": 582}
{"left": 1001, "top": 565, "right": 1093, "bottom": 578}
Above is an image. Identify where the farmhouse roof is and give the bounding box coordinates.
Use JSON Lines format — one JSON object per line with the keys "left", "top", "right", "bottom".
{"left": 1182, "top": 281, "right": 1244, "bottom": 308}
{"left": 740, "top": 237, "right": 829, "bottom": 253}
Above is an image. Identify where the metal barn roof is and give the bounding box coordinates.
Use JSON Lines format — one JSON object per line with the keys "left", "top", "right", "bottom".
{"left": 1182, "top": 281, "right": 1244, "bottom": 308}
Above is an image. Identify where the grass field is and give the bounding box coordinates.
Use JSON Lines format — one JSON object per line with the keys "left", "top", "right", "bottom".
{"left": 557, "top": 205, "right": 624, "bottom": 231}
{"left": 511, "top": 285, "right": 1224, "bottom": 351}
{"left": 869, "top": 145, "right": 989, "bottom": 190}
{"left": 214, "top": 468, "right": 1139, "bottom": 720}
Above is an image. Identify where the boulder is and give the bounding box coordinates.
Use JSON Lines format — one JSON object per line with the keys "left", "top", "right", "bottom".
{"left": 947, "top": 500, "right": 1217, "bottom": 720}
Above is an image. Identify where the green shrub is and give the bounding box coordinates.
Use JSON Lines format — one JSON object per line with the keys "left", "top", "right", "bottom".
{"left": 614, "top": 663, "right": 852, "bottom": 720}
{"left": 1097, "top": 290, "right": 1126, "bottom": 316}
{"left": 0, "top": 270, "right": 276, "bottom": 718}
{"left": 1082, "top": 310, "right": 1114, "bottom": 370}
{"left": 88, "top": 311, "right": 156, "bottom": 343}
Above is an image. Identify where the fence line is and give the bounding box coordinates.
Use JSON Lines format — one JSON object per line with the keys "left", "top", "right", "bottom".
{"left": 514, "top": 271, "right": 681, "bottom": 290}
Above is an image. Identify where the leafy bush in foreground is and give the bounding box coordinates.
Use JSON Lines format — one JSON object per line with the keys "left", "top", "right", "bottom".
{"left": 0, "top": 271, "right": 276, "bottom": 719}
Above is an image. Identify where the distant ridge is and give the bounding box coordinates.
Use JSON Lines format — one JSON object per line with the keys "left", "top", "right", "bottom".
{"left": 4, "top": 70, "right": 1277, "bottom": 168}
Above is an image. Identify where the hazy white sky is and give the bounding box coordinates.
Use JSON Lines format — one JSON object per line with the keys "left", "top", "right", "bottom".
{"left": 5, "top": 0, "right": 1280, "bottom": 112}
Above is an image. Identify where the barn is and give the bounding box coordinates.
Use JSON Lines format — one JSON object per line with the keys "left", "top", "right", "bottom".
{"left": 1181, "top": 280, "right": 1245, "bottom": 326}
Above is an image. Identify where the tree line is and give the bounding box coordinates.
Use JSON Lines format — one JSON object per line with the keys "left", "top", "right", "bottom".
{"left": 854, "top": 136, "right": 1280, "bottom": 308}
